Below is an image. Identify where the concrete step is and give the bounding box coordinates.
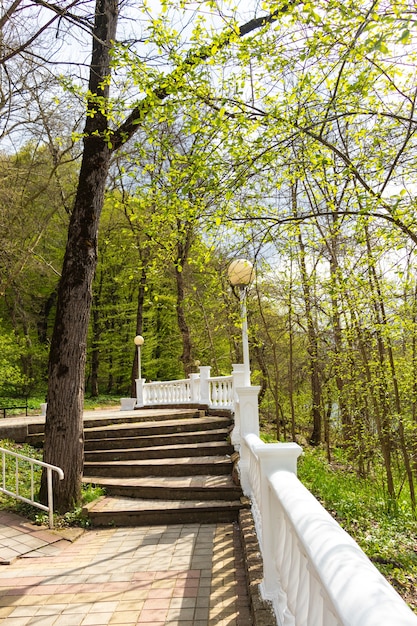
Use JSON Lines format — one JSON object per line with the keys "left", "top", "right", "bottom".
{"left": 84, "top": 440, "right": 234, "bottom": 462}
{"left": 83, "top": 495, "right": 248, "bottom": 527}
{"left": 82, "top": 474, "right": 242, "bottom": 501}
{"left": 84, "top": 428, "right": 230, "bottom": 451}
{"left": 26, "top": 408, "right": 204, "bottom": 436}
{"left": 84, "top": 455, "right": 233, "bottom": 478}
{"left": 84, "top": 416, "right": 232, "bottom": 440}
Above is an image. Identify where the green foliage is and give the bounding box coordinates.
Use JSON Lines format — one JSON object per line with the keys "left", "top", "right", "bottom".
{"left": 0, "top": 328, "right": 31, "bottom": 396}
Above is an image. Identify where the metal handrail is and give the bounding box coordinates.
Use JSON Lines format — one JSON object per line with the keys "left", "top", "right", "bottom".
{"left": 0, "top": 447, "right": 64, "bottom": 528}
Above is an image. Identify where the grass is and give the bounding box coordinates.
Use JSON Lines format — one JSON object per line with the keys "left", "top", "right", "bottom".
{"left": 0, "top": 394, "right": 122, "bottom": 417}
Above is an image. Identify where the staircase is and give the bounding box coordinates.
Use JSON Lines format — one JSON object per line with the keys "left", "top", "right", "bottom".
{"left": 80, "top": 408, "right": 246, "bottom": 527}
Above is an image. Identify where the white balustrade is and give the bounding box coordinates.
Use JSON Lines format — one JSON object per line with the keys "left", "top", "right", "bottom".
{"left": 240, "top": 432, "right": 417, "bottom": 626}
{"left": 136, "top": 368, "right": 235, "bottom": 410}
{"left": 208, "top": 375, "right": 233, "bottom": 408}
{"left": 143, "top": 379, "right": 192, "bottom": 405}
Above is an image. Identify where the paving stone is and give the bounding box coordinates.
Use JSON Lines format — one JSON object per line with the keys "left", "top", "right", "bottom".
{"left": 0, "top": 515, "right": 253, "bottom": 625}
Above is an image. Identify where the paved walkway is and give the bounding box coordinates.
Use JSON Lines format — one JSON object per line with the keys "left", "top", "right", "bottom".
{"left": 0, "top": 511, "right": 252, "bottom": 626}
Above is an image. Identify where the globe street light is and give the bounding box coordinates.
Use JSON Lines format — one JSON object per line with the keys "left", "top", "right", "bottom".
{"left": 228, "top": 259, "right": 254, "bottom": 386}
{"left": 134, "top": 335, "right": 144, "bottom": 380}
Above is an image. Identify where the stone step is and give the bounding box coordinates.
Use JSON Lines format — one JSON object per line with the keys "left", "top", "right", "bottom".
{"left": 84, "top": 416, "right": 232, "bottom": 440}
{"left": 84, "top": 440, "right": 234, "bottom": 462}
{"left": 84, "top": 428, "right": 230, "bottom": 451}
{"left": 83, "top": 495, "right": 248, "bottom": 527}
{"left": 84, "top": 455, "right": 232, "bottom": 478}
{"left": 26, "top": 408, "right": 204, "bottom": 436}
{"left": 82, "top": 474, "right": 242, "bottom": 501}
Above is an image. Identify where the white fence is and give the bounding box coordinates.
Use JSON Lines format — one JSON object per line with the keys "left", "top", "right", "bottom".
{"left": 129, "top": 366, "right": 417, "bottom": 625}
{"left": 144, "top": 378, "right": 193, "bottom": 405}
{"left": 240, "top": 432, "right": 417, "bottom": 626}
{"left": 0, "top": 447, "right": 64, "bottom": 529}
{"left": 132, "top": 365, "right": 236, "bottom": 410}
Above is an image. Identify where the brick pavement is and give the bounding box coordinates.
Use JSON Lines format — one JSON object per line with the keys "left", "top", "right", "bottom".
{"left": 0, "top": 512, "right": 252, "bottom": 625}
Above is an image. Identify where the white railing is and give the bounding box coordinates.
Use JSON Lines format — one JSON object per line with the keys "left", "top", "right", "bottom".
{"left": 144, "top": 378, "right": 193, "bottom": 405}
{"left": 0, "top": 447, "right": 64, "bottom": 529}
{"left": 134, "top": 365, "right": 237, "bottom": 410}
{"left": 240, "top": 433, "right": 417, "bottom": 626}
{"left": 208, "top": 375, "right": 233, "bottom": 408}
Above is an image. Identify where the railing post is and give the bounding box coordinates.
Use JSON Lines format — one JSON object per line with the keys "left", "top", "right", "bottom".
{"left": 231, "top": 364, "right": 246, "bottom": 447}
{"left": 199, "top": 366, "right": 211, "bottom": 405}
{"left": 135, "top": 378, "right": 145, "bottom": 407}
{"left": 236, "top": 385, "right": 261, "bottom": 438}
{"left": 235, "top": 385, "right": 261, "bottom": 494}
{"left": 189, "top": 373, "right": 200, "bottom": 403}
{"left": 47, "top": 467, "right": 54, "bottom": 529}
{"left": 257, "top": 443, "right": 302, "bottom": 600}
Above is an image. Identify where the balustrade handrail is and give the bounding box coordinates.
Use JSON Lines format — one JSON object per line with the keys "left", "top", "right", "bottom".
{"left": 145, "top": 378, "right": 190, "bottom": 386}
{"left": 140, "top": 372, "right": 234, "bottom": 409}
{"left": 241, "top": 433, "right": 417, "bottom": 626}
{"left": 0, "top": 447, "right": 64, "bottom": 529}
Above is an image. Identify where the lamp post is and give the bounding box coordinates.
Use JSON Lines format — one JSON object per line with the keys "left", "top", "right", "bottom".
{"left": 134, "top": 335, "right": 144, "bottom": 380}
{"left": 228, "top": 259, "right": 254, "bottom": 386}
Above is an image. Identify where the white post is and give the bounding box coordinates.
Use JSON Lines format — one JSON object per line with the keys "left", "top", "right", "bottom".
{"left": 136, "top": 378, "right": 145, "bottom": 407}
{"left": 236, "top": 385, "right": 261, "bottom": 493}
{"left": 199, "top": 365, "right": 211, "bottom": 405}
{"left": 189, "top": 373, "right": 200, "bottom": 403}
{"left": 237, "top": 385, "right": 261, "bottom": 438}
{"left": 231, "top": 364, "right": 246, "bottom": 447}
{"left": 240, "top": 287, "right": 251, "bottom": 386}
{"left": 257, "top": 443, "right": 303, "bottom": 598}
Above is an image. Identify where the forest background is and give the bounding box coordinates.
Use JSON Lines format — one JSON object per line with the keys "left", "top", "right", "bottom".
{"left": 1, "top": 0, "right": 417, "bottom": 599}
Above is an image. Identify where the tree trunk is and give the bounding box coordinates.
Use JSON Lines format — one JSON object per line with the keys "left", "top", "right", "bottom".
{"left": 39, "top": 0, "right": 118, "bottom": 512}
{"left": 299, "top": 236, "right": 322, "bottom": 446}
{"left": 175, "top": 233, "right": 194, "bottom": 377}
{"left": 296, "top": 229, "right": 322, "bottom": 445}
{"left": 37, "top": 289, "right": 57, "bottom": 344}
{"left": 328, "top": 217, "right": 350, "bottom": 437}
{"left": 365, "top": 226, "right": 415, "bottom": 509}
{"left": 288, "top": 284, "right": 297, "bottom": 442}
{"left": 90, "top": 306, "right": 100, "bottom": 397}
{"left": 175, "top": 264, "right": 193, "bottom": 377}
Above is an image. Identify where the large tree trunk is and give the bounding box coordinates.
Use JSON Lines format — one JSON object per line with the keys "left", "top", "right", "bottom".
{"left": 39, "top": 0, "right": 118, "bottom": 512}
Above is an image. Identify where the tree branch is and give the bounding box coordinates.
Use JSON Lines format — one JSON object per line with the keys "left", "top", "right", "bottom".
{"left": 110, "top": 3, "right": 296, "bottom": 151}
